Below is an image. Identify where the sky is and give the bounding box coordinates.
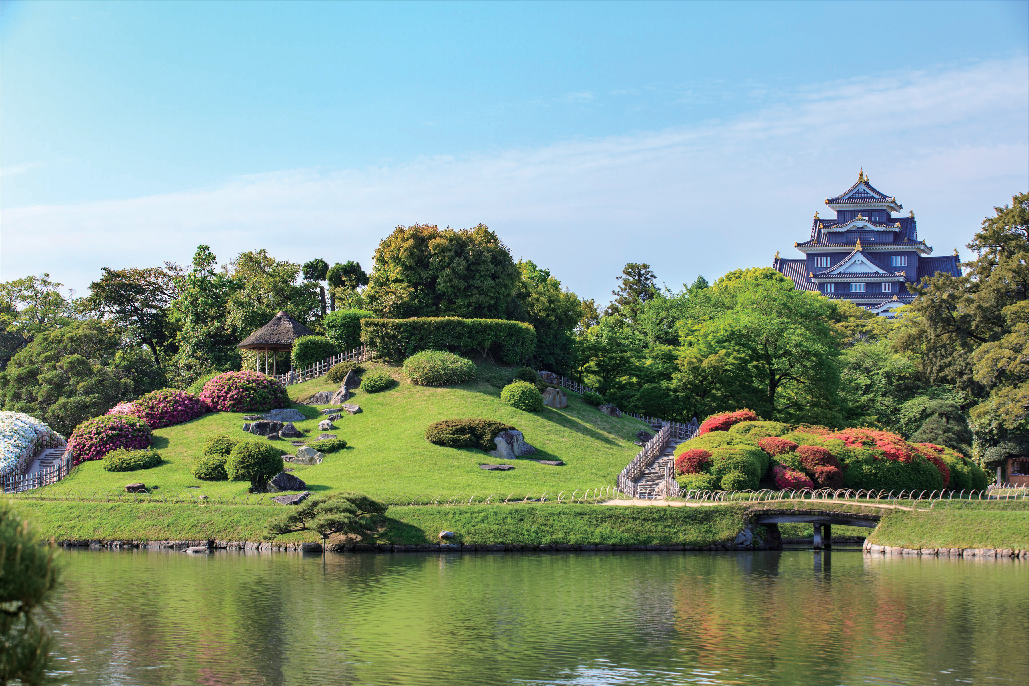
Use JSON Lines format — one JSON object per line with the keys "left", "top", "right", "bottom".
{"left": 2, "top": 0, "right": 1027, "bottom": 305}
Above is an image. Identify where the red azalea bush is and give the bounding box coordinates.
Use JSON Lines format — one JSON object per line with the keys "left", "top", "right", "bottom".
{"left": 130, "top": 388, "right": 208, "bottom": 429}
{"left": 796, "top": 445, "right": 844, "bottom": 489}
{"left": 758, "top": 436, "right": 798, "bottom": 456}
{"left": 675, "top": 449, "right": 713, "bottom": 475}
{"left": 772, "top": 464, "right": 814, "bottom": 490}
{"left": 912, "top": 443, "right": 951, "bottom": 488}
{"left": 828, "top": 428, "right": 915, "bottom": 463}
{"left": 698, "top": 409, "right": 759, "bottom": 435}
{"left": 68, "top": 415, "right": 152, "bottom": 465}
{"left": 199, "top": 371, "right": 290, "bottom": 412}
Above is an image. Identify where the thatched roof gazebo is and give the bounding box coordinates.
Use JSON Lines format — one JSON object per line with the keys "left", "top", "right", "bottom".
{"left": 237, "top": 311, "right": 315, "bottom": 376}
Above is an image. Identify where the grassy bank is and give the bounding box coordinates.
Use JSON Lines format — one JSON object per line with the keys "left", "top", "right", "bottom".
{"left": 867, "top": 501, "right": 1029, "bottom": 550}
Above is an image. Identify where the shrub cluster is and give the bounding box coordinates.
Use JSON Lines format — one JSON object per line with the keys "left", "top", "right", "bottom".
{"left": 403, "top": 351, "right": 477, "bottom": 387}
{"left": 0, "top": 411, "right": 66, "bottom": 477}
{"left": 324, "top": 309, "right": 376, "bottom": 351}
{"left": 186, "top": 371, "right": 221, "bottom": 397}
{"left": 425, "top": 418, "right": 516, "bottom": 452}
{"left": 291, "top": 336, "right": 338, "bottom": 370}
{"left": 698, "top": 409, "right": 759, "bottom": 435}
{"left": 327, "top": 362, "right": 365, "bottom": 384}
{"left": 226, "top": 440, "right": 284, "bottom": 491}
{"left": 674, "top": 449, "right": 712, "bottom": 475}
{"left": 582, "top": 391, "right": 604, "bottom": 407}
{"left": 795, "top": 445, "right": 843, "bottom": 489}
{"left": 501, "top": 381, "right": 544, "bottom": 412}
{"left": 757, "top": 436, "right": 798, "bottom": 456}
{"left": 199, "top": 371, "right": 290, "bottom": 412}
{"left": 362, "top": 317, "right": 536, "bottom": 364}
{"left": 514, "top": 367, "right": 539, "bottom": 384}
{"left": 360, "top": 370, "right": 395, "bottom": 393}
{"left": 103, "top": 447, "right": 162, "bottom": 472}
{"left": 129, "top": 388, "right": 207, "bottom": 429}
{"left": 310, "top": 437, "right": 348, "bottom": 453}
{"left": 191, "top": 434, "right": 238, "bottom": 481}
{"left": 68, "top": 415, "right": 152, "bottom": 464}
{"left": 773, "top": 464, "right": 814, "bottom": 490}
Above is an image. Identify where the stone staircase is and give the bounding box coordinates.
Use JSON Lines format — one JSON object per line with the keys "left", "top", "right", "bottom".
{"left": 25, "top": 448, "right": 67, "bottom": 479}
{"left": 634, "top": 440, "right": 677, "bottom": 499}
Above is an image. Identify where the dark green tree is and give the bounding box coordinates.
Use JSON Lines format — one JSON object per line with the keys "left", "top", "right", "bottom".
{"left": 302, "top": 258, "right": 330, "bottom": 317}
{"left": 604, "top": 263, "right": 656, "bottom": 324}
{"left": 266, "top": 492, "right": 387, "bottom": 545}
{"left": 507, "top": 260, "right": 581, "bottom": 373}
{"left": 326, "top": 261, "right": 369, "bottom": 312}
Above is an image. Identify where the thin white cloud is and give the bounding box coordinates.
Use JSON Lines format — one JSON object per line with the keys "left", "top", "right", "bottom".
{"left": 2, "top": 57, "right": 1026, "bottom": 303}
{"left": 0, "top": 161, "right": 43, "bottom": 177}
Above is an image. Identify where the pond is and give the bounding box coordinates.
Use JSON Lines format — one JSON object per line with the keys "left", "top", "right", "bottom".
{"left": 45, "top": 549, "right": 1028, "bottom": 685}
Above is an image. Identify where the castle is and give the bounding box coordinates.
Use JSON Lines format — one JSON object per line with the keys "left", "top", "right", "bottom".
{"left": 772, "top": 170, "right": 961, "bottom": 317}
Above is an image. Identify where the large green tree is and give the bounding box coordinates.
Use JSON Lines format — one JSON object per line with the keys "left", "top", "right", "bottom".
{"left": 326, "top": 260, "right": 369, "bottom": 312}
{"left": 603, "top": 262, "right": 656, "bottom": 324}
{"left": 364, "top": 224, "right": 519, "bottom": 319}
{"left": 0, "top": 274, "right": 78, "bottom": 369}
{"left": 507, "top": 260, "right": 581, "bottom": 373}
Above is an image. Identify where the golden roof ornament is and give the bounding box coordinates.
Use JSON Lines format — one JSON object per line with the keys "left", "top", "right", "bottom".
{"left": 794, "top": 242, "right": 798, "bottom": 247}
{"left": 858, "top": 168, "right": 866, "bottom": 183}
{"left": 814, "top": 211, "right": 819, "bottom": 219}
{"left": 774, "top": 251, "right": 780, "bottom": 260}
{"left": 953, "top": 248, "right": 959, "bottom": 256}
{"left": 909, "top": 210, "right": 915, "bottom": 218}
{"left": 809, "top": 272, "right": 814, "bottom": 278}
{"left": 856, "top": 238, "right": 862, "bottom": 249}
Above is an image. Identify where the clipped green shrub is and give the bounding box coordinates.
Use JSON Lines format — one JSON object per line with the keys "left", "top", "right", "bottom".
{"left": 103, "top": 447, "right": 162, "bottom": 472}
{"left": 916, "top": 443, "right": 989, "bottom": 491}
{"left": 709, "top": 446, "right": 765, "bottom": 489}
{"left": 361, "top": 370, "right": 395, "bottom": 393}
{"left": 291, "top": 336, "right": 338, "bottom": 369}
{"left": 186, "top": 371, "right": 220, "bottom": 397}
{"left": 403, "top": 350, "right": 476, "bottom": 386}
{"left": 226, "top": 440, "right": 285, "bottom": 491}
{"left": 582, "top": 391, "right": 604, "bottom": 406}
{"left": 677, "top": 473, "right": 719, "bottom": 492}
{"left": 425, "top": 418, "right": 516, "bottom": 452}
{"left": 720, "top": 471, "right": 752, "bottom": 492}
{"left": 674, "top": 432, "right": 733, "bottom": 455}
{"left": 515, "top": 366, "right": 539, "bottom": 384}
{"left": 840, "top": 448, "right": 944, "bottom": 492}
{"left": 361, "top": 317, "right": 536, "bottom": 364}
{"left": 324, "top": 309, "right": 376, "bottom": 351}
{"left": 191, "top": 454, "right": 228, "bottom": 481}
{"left": 327, "top": 361, "right": 365, "bottom": 383}
{"left": 728, "top": 421, "right": 791, "bottom": 441}
{"left": 202, "top": 434, "right": 239, "bottom": 458}
{"left": 501, "top": 381, "right": 544, "bottom": 412}
{"left": 310, "top": 437, "right": 348, "bottom": 453}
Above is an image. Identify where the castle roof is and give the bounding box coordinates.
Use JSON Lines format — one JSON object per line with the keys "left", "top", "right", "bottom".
{"left": 825, "top": 169, "right": 902, "bottom": 212}
{"left": 801, "top": 215, "right": 922, "bottom": 248}
{"left": 772, "top": 258, "right": 818, "bottom": 291}
{"left": 812, "top": 249, "right": 905, "bottom": 281}
{"left": 916, "top": 255, "right": 962, "bottom": 281}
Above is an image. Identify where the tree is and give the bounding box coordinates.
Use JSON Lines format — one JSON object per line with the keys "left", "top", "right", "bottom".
{"left": 507, "top": 260, "right": 581, "bottom": 373}
{"left": 364, "top": 224, "right": 519, "bottom": 319}
{"left": 83, "top": 265, "right": 181, "bottom": 369}
{"left": 266, "top": 492, "right": 387, "bottom": 545}
{"left": 326, "top": 261, "right": 369, "bottom": 312}
{"left": 1, "top": 502, "right": 59, "bottom": 685}
{"left": 604, "top": 263, "right": 656, "bottom": 323}
{"left": 302, "top": 258, "right": 330, "bottom": 317}
{"left": 226, "top": 250, "right": 319, "bottom": 340}
{"left": 0, "top": 274, "right": 77, "bottom": 337}
{"left": 839, "top": 339, "right": 920, "bottom": 430}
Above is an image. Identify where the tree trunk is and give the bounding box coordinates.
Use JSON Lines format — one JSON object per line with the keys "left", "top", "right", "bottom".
{"left": 319, "top": 286, "right": 327, "bottom": 317}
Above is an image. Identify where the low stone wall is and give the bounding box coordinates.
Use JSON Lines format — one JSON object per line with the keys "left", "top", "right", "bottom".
{"left": 864, "top": 541, "right": 1028, "bottom": 559}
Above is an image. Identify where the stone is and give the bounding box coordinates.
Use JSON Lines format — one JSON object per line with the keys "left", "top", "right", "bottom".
{"left": 268, "top": 471, "right": 307, "bottom": 492}
{"left": 541, "top": 387, "right": 568, "bottom": 409}
{"left": 533, "top": 459, "right": 565, "bottom": 466}
{"left": 317, "top": 433, "right": 337, "bottom": 441}
{"left": 439, "top": 530, "right": 455, "bottom": 539}
{"left": 341, "top": 404, "right": 362, "bottom": 415}
{"left": 330, "top": 386, "right": 350, "bottom": 405}
{"left": 341, "top": 369, "right": 360, "bottom": 390}
{"left": 479, "top": 464, "right": 515, "bottom": 471}
{"left": 487, "top": 430, "right": 536, "bottom": 460}
{"left": 266, "top": 434, "right": 280, "bottom": 441}
{"left": 125, "top": 483, "right": 146, "bottom": 493}
{"left": 271, "top": 491, "right": 310, "bottom": 505}
{"left": 634, "top": 429, "right": 654, "bottom": 446}
{"left": 264, "top": 408, "right": 306, "bottom": 423}
{"left": 321, "top": 408, "right": 343, "bottom": 415}
{"left": 290, "top": 441, "right": 305, "bottom": 447}
{"left": 318, "top": 419, "right": 334, "bottom": 431}
{"left": 244, "top": 420, "right": 284, "bottom": 436}
{"left": 300, "top": 390, "right": 334, "bottom": 405}
{"left": 185, "top": 546, "right": 210, "bottom": 554}
{"left": 290, "top": 446, "right": 324, "bottom": 465}
{"left": 301, "top": 542, "right": 323, "bottom": 553}
{"left": 278, "top": 422, "right": 303, "bottom": 439}
{"left": 538, "top": 371, "right": 559, "bottom": 384}
{"left": 242, "top": 415, "right": 263, "bottom": 421}
{"left": 598, "top": 404, "right": 622, "bottom": 417}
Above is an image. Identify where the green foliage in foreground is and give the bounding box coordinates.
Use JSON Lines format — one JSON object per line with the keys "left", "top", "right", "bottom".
{"left": 1, "top": 501, "right": 59, "bottom": 685}
{"left": 267, "top": 492, "right": 387, "bottom": 539}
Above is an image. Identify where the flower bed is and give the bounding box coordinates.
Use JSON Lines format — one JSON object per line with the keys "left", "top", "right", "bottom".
{"left": 698, "top": 409, "right": 759, "bottom": 435}
{"left": 0, "top": 411, "right": 66, "bottom": 477}
{"left": 67, "top": 415, "right": 152, "bottom": 465}
{"left": 129, "top": 389, "right": 208, "bottom": 428}
{"left": 199, "top": 371, "right": 290, "bottom": 412}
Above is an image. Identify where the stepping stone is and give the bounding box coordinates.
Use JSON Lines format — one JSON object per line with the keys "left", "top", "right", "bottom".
{"left": 271, "top": 491, "right": 310, "bottom": 505}
{"left": 479, "top": 464, "right": 515, "bottom": 471}
{"left": 125, "top": 483, "right": 147, "bottom": 493}
{"left": 317, "top": 434, "right": 337, "bottom": 441}
{"left": 533, "top": 460, "right": 565, "bottom": 466}
{"left": 340, "top": 404, "right": 362, "bottom": 415}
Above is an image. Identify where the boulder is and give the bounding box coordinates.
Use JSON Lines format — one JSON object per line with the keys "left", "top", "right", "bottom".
{"left": 439, "top": 531, "right": 455, "bottom": 539}
{"left": 268, "top": 471, "right": 307, "bottom": 492}
{"left": 264, "top": 408, "right": 306, "bottom": 423}
{"left": 341, "top": 369, "right": 360, "bottom": 390}
{"left": 185, "top": 546, "right": 210, "bottom": 554}
{"left": 318, "top": 419, "right": 334, "bottom": 431}
{"left": 340, "top": 404, "right": 362, "bottom": 415}
{"left": 125, "top": 483, "right": 147, "bottom": 493}
{"left": 539, "top": 371, "right": 559, "bottom": 384}
{"left": 487, "top": 430, "right": 537, "bottom": 460}
{"left": 330, "top": 386, "right": 350, "bottom": 405}
{"left": 634, "top": 429, "right": 654, "bottom": 446}
{"left": 321, "top": 408, "right": 343, "bottom": 415}
{"left": 326, "top": 414, "right": 342, "bottom": 422}
{"left": 533, "top": 460, "right": 565, "bottom": 466}
{"left": 244, "top": 420, "right": 284, "bottom": 436}
{"left": 290, "top": 446, "right": 324, "bottom": 465}
{"left": 317, "top": 433, "right": 337, "bottom": 441}
{"left": 242, "top": 415, "right": 263, "bottom": 421}
{"left": 541, "top": 387, "right": 568, "bottom": 409}
{"left": 266, "top": 434, "right": 280, "bottom": 441}
{"left": 271, "top": 491, "right": 310, "bottom": 506}
{"left": 598, "top": 404, "right": 622, "bottom": 418}
{"left": 278, "top": 422, "right": 303, "bottom": 439}
{"left": 480, "top": 464, "right": 515, "bottom": 471}
{"left": 300, "top": 390, "right": 334, "bottom": 405}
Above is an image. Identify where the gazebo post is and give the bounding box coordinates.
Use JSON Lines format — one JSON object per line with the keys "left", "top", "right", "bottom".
{"left": 273, "top": 351, "right": 277, "bottom": 377}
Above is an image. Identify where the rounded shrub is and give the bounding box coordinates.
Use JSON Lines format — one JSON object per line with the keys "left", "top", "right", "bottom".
{"left": 514, "top": 366, "right": 539, "bottom": 384}
{"left": 674, "top": 431, "right": 733, "bottom": 455}
{"left": 709, "top": 446, "right": 763, "bottom": 489}
{"left": 130, "top": 388, "right": 207, "bottom": 429}
{"left": 698, "top": 409, "right": 760, "bottom": 435}
{"left": 758, "top": 436, "right": 799, "bottom": 456}
{"left": 678, "top": 473, "right": 719, "bottom": 492}
{"left": 202, "top": 434, "right": 239, "bottom": 458}
{"left": 327, "top": 362, "right": 365, "bottom": 384}
{"left": 916, "top": 444, "right": 988, "bottom": 491}
{"left": 425, "top": 418, "right": 516, "bottom": 452}
{"left": 68, "top": 415, "right": 152, "bottom": 464}
{"left": 501, "top": 381, "right": 544, "bottom": 412}
{"left": 720, "top": 471, "right": 752, "bottom": 492}
{"left": 795, "top": 445, "right": 844, "bottom": 489}
{"left": 199, "top": 371, "right": 290, "bottom": 412}
{"left": 729, "top": 421, "right": 791, "bottom": 440}
{"left": 292, "top": 335, "right": 338, "bottom": 369}
{"left": 226, "top": 440, "right": 284, "bottom": 491}
{"left": 361, "top": 370, "right": 395, "bottom": 393}
{"left": 582, "top": 391, "right": 604, "bottom": 407}
{"left": 773, "top": 464, "right": 814, "bottom": 490}
{"left": 191, "top": 454, "right": 228, "bottom": 481}
{"left": 310, "top": 437, "right": 348, "bottom": 453}
{"left": 102, "top": 447, "right": 162, "bottom": 472}
{"left": 403, "top": 350, "right": 476, "bottom": 387}
{"left": 674, "top": 449, "right": 712, "bottom": 475}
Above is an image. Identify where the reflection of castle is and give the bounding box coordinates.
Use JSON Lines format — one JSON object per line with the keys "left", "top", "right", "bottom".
{"left": 772, "top": 171, "right": 961, "bottom": 317}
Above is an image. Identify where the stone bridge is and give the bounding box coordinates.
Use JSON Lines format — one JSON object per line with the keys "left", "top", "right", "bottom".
{"left": 750, "top": 509, "right": 883, "bottom": 549}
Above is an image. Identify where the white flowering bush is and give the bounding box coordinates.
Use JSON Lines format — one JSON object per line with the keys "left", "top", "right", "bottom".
{"left": 0, "top": 411, "right": 66, "bottom": 477}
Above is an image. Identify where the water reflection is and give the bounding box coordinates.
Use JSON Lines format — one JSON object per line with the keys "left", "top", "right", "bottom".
{"left": 45, "top": 550, "right": 1027, "bottom": 685}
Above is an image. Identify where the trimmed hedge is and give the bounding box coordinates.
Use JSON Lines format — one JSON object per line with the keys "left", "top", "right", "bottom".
{"left": 226, "top": 440, "right": 284, "bottom": 491}
{"left": 191, "top": 454, "right": 228, "bottom": 481}
{"left": 199, "top": 371, "right": 290, "bottom": 412}
{"left": 310, "top": 437, "right": 348, "bottom": 453}
{"left": 360, "top": 370, "right": 395, "bottom": 393}
{"left": 425, "top": 418, "right": 516, "bottom": 452}
{"left": 698, "top": 409, "right": 759, "bottom": 435}
{"left": 291, "top": 336, "right": 338, "bottom": 370}
{"left": 324, "top": 309, "right": 376, "bottom": 351}
{"left": 403, "top": 351, "right": 477, "bottom": 387}
{"left": 327, "top": 362, "right": 364, "bottom": 383}
{"left": 501, "top": 381, "right": 544, "bottom": 412}
{"left": 68, "top": 415, "right": 152, "bottom": 464}
{"left": 361, "top": 317, "right": 536, "bottom": 364}
{"left": 102, "top": 447, "right": 162, "bottom": 472}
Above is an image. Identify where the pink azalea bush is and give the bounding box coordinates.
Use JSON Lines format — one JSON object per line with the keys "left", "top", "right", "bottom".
{"left": 68, "top": 415, "right": 152, "bottom": 465}
{"left": 130, "top": 388, "right": 208, "bottom": 428}
{"left": 199, "top": 371, "right": 290, "bottom": 413}
{"left": 772, "top": 464, "right": 814, "bottom": 490}
{"left": 106, "top": 402, "right": 137, "bottom": 417}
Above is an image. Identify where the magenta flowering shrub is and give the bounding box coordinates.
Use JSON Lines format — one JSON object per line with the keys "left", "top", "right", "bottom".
{"left": 772, "top": 464, "right": 814, "bottom": 490}
{"left": 106, "top": 402, "right": 137, "bottom": 417}
{"left": 131, "top": 388, "right": 208, "bottom": 428}
{"left": 68, "top": 415, "right": 152, "bottom": 465}
{"left": 199, "top": 371, "right": 290, "bottom": 413}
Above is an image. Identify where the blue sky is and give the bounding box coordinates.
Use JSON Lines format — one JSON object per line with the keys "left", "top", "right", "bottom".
{"left": 2, "top": 1, "right": 1027, "bottom": 304}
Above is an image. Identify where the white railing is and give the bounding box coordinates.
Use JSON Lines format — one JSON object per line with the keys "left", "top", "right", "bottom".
{"left": 276, "top": 345, "right": 374, "bottom": 386}
{"left": 661, "top": 486, "right": 1029, "bottom": 503}
{"left": 1, "top": 450, "right": 73, "bottom": 493}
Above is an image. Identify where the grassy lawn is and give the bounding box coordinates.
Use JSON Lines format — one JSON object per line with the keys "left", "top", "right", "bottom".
{"left": 12, "top": 362, "right": 649, "bottom": 507}
{"left": 868, "top": 501, "right": 1029, "bottom": 550}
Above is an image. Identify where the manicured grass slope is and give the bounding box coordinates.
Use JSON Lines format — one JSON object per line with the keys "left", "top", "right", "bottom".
{"left": 868, "top": 503, "right": 1029, "bottom": 550}
{"left": 16, "top": 363, "right": 649, "bottom": 506}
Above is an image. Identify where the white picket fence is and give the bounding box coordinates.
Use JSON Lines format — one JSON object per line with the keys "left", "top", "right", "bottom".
{"left": 275, "top": 345, "right": 374, "bottom": 386}
{"left": 1, "top": 449, "right": 73, "bottom": 493}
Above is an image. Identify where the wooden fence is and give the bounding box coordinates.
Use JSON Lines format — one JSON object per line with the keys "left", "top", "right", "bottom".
{"left": 1, "top": 450, "right": 73, "bottom": 494}
{"left": 616, "top": 424, "right": 671, "bottom": 499}
{"left": 276, "top": 345, "right": 374, "bottom": 386}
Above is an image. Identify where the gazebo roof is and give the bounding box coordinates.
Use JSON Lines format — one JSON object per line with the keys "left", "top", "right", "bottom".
{"left": 237, "top": 311, "right": 315, "bottom": 351}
